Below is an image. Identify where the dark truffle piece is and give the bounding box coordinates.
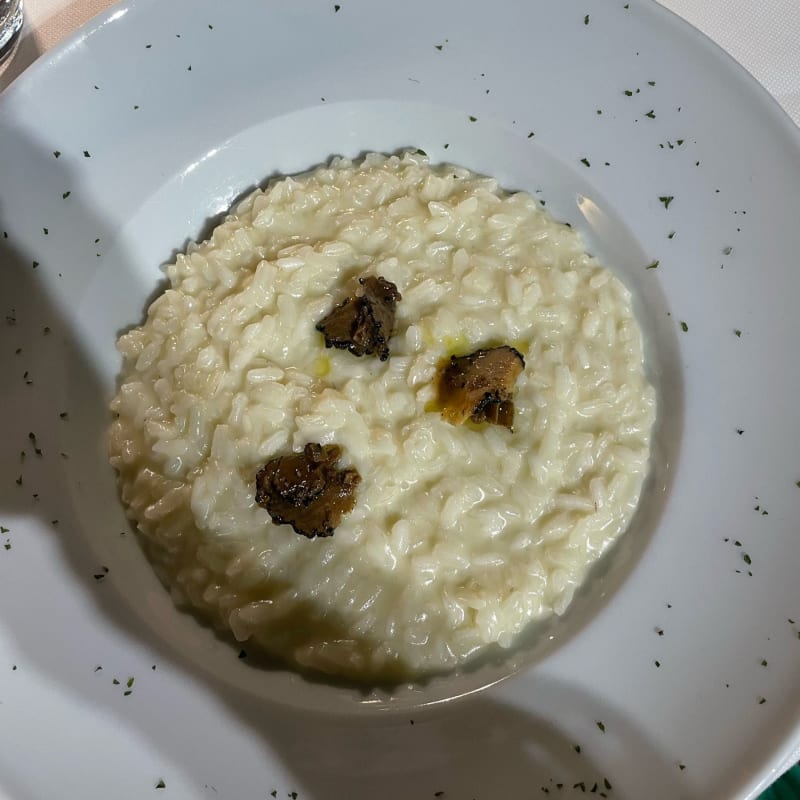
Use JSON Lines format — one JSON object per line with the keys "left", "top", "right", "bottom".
{"left": 255, "top": 443, "right": 361, "bottom": 538}
{"left": 316, "top": 275, "right": 401, "bottom": 361}
{"left": 437, "top": 345, "right": 525, "bottom": 430}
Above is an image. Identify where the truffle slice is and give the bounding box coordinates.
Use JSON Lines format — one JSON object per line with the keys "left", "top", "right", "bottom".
{"left": 437, "top": 345, "right": 525, "bottom": 430}
{"left": 255, "top": 443, "right": 361, "bottom": 538}
{"left": 316, "top": 275, "right": 401, "bottom": 361}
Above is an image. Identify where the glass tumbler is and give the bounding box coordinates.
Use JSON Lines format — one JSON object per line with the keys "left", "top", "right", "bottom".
{"left": 0, "top": 0, "right": 24, "bottom": 65}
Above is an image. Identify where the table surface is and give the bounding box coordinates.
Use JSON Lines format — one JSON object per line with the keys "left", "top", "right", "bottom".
{"left": 1, "top": 0, "right": 799, "bottom": 794}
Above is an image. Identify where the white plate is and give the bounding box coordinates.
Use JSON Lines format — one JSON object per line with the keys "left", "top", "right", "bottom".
{"left": 1, "top": 0, "right": 799, "bottom": 797}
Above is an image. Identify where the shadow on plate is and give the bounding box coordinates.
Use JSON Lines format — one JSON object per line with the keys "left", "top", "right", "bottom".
{"left": 0, "top": 127, "right": 696, "bottom": 799}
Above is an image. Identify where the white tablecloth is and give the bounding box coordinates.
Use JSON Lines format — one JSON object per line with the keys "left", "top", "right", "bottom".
{"left": 1, "top": 0, "right": 799, "bottom": 785}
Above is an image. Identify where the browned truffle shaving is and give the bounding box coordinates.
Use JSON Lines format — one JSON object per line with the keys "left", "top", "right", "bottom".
{"left": 437, "top": 345, "right": 525, "bottom": 430}
{"left": 255, "top": 443, "right": 361, "bottom": 538}
{"left": 316, "top": 275, "right": 401, "bottom": 361}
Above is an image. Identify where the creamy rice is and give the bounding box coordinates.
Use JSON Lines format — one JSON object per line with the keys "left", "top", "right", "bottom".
{"left": 109, "top": 151, "right": 655, "bottom": 681}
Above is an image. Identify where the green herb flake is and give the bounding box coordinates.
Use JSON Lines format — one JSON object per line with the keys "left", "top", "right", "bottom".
{"left": 62, "top": 191, "right": 71, "bottom": 200}
{"left": 624, "top": 3, "right": 629, "bottom": 7}
{"left": 187, "top": 65, "right": 192, "bottom": 71}
{"left": 723, "top": 245, "right": 732, "bottom": 256}
{"left": 680, "top": 321, "right": 688, "bottom": 332}
{"left": 155, "top": 779, "right": 166, "bottom": 789}
{"left": 443, "top": 143, "right": 449, "bottom": 149}
{"left": 647, "top": 81, "right": 656, "bottom": 87}
{"left": 334, "top": 3, "right": 341, "bottom": 10}
{"left": 573, "top": 744, "right": 582, "bottom": 754}
{"left": 584, "top": 14, "right": 590, "bottom": 25}
{"left": 603, "top": 779, "right": 612, "bottom": 791}
{"left": 238, "top": 649, "right": 247, "bottom": 659}
{"left": 83, "top": 150, "right": 91, "bottom": 158}
{"left": 0, "top": 527, "right": 7, "bottom": 534}
{"left": 758, "top": 697, "right": 766, "bottom": 705}
{"left": 146, "top": 43, "right": 152, "bottom": 48}
{"left": 4, "top": 543, "right": 10, "bottom": 551}
{"left": 596, "top": 720, "right": 606, "bottom": 733}
{"left": 208, "top": 24, "right": 213, "bottom": 29}
{"left": 668, "top": 230, "right": 675, "bottom": 239}
{"left": 596, "top": 109, "right": 602, "bottom": 115}
{"left": 580, "top": 158, "right": 591, "bottom": 167}
{"left": 655, "top": 660, "right": 661, "bottom": 667}
{"left": 468, "top": 115, "right": 477, "bottom": 122}
{"left": 126, "top": 677, "right": 135, "bottom": 688}
{"left": 112, "top": 678, "right": 120, "bottom": 685}
{"left": 527, "top": 131, "right": 535, "bottom": 138}
{"left": 645, "top": 260, "right": 659, "bottom": 269}
{"left": 43, "top": 227, "right": 49, "bottom": 235}
{"left": 123, "top": 690, "right": 132, "bottom": 696}
{"left": 133, "top": 105, "right": 140, "bottom": 110}
{"left": 742, "top": 553, "right": 752, "bottom": 565}
{"left": 676, "top": 138, "right": 685, "bottom": 146}
{"left": 659, "top": 195, "right": 674, "bottom": 209}
{"left": 734, "top": 329, "right": 742, "bottom": 337}
{"left": 434, "top": 44, "right": 443, "bottom": 51}
{"left": 271, "top": 792, "right": 277, "bottom": 798}
{"left": 645, "top": 110, "right": 655, "bottom": 119}
{"left": 761, "top": 659, "right": 768, "bottom": 667}
{"left": 623, "top": 90, "right": 633, "bottom": 97}
{"left": 53, "top": 150, "right": 61, "bottom": 158}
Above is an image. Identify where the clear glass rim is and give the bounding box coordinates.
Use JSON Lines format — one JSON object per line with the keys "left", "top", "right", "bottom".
{"left": 0, "top": 0, "right": 24, "bottom": 66}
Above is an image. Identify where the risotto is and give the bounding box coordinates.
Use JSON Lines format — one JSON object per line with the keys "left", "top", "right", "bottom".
{"left": 108, "top": 151, "right": 655, "bottom": 681}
